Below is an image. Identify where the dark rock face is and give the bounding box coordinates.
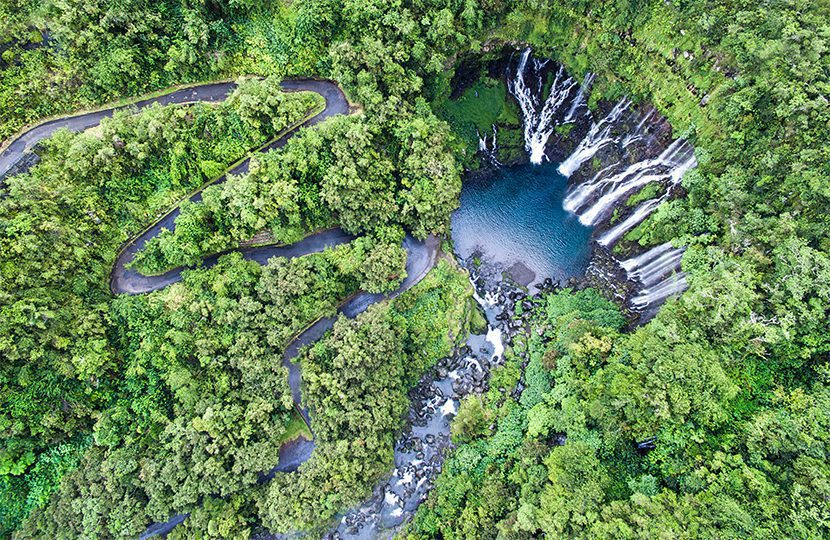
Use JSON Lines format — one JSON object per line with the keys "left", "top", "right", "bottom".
{"left": 506, "top": 261, "right": 536, "bottom": 287}
{"left": 0, "top": 150, "right": 40, "bottom": 185}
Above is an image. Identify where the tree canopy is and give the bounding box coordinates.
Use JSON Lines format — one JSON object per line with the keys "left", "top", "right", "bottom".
{"left": 2, "top": 0, "right": 830, "bottom": 537}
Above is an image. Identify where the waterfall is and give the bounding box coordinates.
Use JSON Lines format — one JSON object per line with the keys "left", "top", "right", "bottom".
{"left": 622, "top": 108, "right": 655, "bottom": 148}
{"left": 508, "top": 48, "right": 577, "bottom": 164}
{"left": 619, "top": 242, "right": 674, "bottom": 272}
{"left": 619, "top": 242, "right": 688, "bottom": 310}
{"left": 630, "top": 273, "right": 687, "bottom": 309}
{"left": 573, "top": 139, "right": 696, "bottom": 226}
{"left": 597, "top": 193, "right": 668, "bottom": 247}
{"left": 558, "top": 98, "right": 630, "bottom": 177}
{"left": 478, "top": 130, "right": 488, "bottom": 152}
{"left": 498, "top": 49, "right": 694, "bottom": 316}
{"left": 563, "top": 72, "right": 595, "bottom": 123}
{"left": 477, "top": 124, "right": 501, "bottom": 167}
{"left": 635, "top": 253, "right": 685, "bottom": 287}
{"left": 561, "top": 142, "right": 681, "bottom": 215}
{"left": 624, "top": 246, "right": 684, "bottom": 286}
{"left": 562, "top": 163, "right": 619, "bottom": 213}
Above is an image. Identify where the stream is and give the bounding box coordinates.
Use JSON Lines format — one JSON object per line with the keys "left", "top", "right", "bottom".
{"left": 324, "top": 161, "right": 594, "bottom": 539}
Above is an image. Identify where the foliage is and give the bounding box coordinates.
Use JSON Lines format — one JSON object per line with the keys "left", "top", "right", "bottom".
{"left": 4, "top": 0, "right": 830, "bottom": 537}
{"left": 410, "top": 1, "right": 830, "bottom": 537}
{"left": 0, "top": 82, "right": 321, "bottom": 536}
{"left": 411, "top": 286, "right": 830, "bottom": 539}
{"left": 434, "top": 76, "right": 521, "bottom": 160}
{"left": 15, "top": 238, "right": 395, "bottom": 537}
{"left": 131, "top": 111, "right": 461, "bottom": 274}
{"left": 257, "top": 261, "right": 473, "bottom": 533}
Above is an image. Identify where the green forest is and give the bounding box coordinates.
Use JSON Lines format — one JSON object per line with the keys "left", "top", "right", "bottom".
{"left": 1, "top": 0, "right": 829, "bottom": 538}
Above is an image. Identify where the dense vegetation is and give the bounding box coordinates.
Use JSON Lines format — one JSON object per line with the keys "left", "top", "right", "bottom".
{"left": 130, "top": 111, "right": 460, "bottom": 275}
{"left": 409, "top": 1, "right": 830, "bottom": 538}
{"left": 2, "top": 0, "right": 829, "bottom": 537}
{"left": 0, "top": 79, "right": 323, "bottom": 532}
{"left": 409, "top": 288, "right": 830, "bottom": 538}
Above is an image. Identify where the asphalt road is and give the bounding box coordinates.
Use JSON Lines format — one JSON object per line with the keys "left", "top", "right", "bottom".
{"left": 0, "top": 82, "right": 236, "bottom": 179}
{"left": 106, "top": 80, "right": 349, "bottom": 294}
{"left": 276, "top": 234, "right": 439, "bottom": 472}
{"left": 4, "top": 79, "right": 441, "bottom": 538}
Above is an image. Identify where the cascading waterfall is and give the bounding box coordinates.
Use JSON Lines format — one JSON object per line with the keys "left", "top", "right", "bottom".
{"left": 500, "top": 48, "right": 696, "bottom": 315}
{"left": 630, "top": 273, "right": 687, "bottom": 309}
{"left": 558, "top": 98, "right": 630, "bottom": 177}
{"left": 508, "top": 48, "right": 577, "bottom": 164}
{"left": 506, "top": 49, "right": 697, "bottom": 253}
{"left": 622, "top": 108, "right": 656, "bottom": 148}
{"left": 634, "top": 252, "right": 685, "bottom": 287}
{"left": 477, "top": 124, "right": 501, "bottom": 167}
{"left": 562, "top": 140, "right": 687, "bottom": 215}
{"left": 622, "top": 243, "right": 684, "bottom": 285}
{"left": 597, "top": 192, "right": 669, "bottom": 247}
{"left": 619, "top": 242, "right": 687, "bottom": 310}
{"left": 619, "top": 242, "right": 675, "bottom": 272}
{"left": 563, "top": 72, "right": 595, "bottom": 124}
{"left": 562, "top": 163, "right": 620, "bottom": 213}
{"left": 574, "top": 139, "right": 696, "bottom": 226}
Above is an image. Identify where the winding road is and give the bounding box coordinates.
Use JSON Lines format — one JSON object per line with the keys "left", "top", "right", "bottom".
{"left": 2, "top": 79, "right": 440, "bottom": 538}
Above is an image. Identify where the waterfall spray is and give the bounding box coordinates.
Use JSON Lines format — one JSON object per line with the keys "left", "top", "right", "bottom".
{"left": 558, "top": 98, "right": 630, "bottom": 177}
{"left": 477, "top": 124, "right": 501, "bottom": 167}
{"left": 508, "top": 48, "right": 577, "bottom": 164}
{"left": 618, "top": 242, "right": 688, "bottom": 311}
{"left": 573, "top": 140, "right": 696, "bottom": 226}
{"left": 630, "top": 273, "right": 687, "bottom": 309}
{"left": 619, "top": 242, "right": 674, "bottom": 272}
{"left": 597, "top": 192, "right": 668, "bottom": 246}
{"left": 563, "top": 72, "right": 595, "bottom": 123}
{"left": 622, "top": 108, "right": 656, "bottom": 148}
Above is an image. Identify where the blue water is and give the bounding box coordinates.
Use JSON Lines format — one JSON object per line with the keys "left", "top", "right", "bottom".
{"left": 451, "top": 163, "right": 593, "bottom": 286}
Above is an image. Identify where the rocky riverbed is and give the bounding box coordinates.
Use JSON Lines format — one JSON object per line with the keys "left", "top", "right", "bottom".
{"left": 324, "top": 249, "right": 564, "bottom": 539}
